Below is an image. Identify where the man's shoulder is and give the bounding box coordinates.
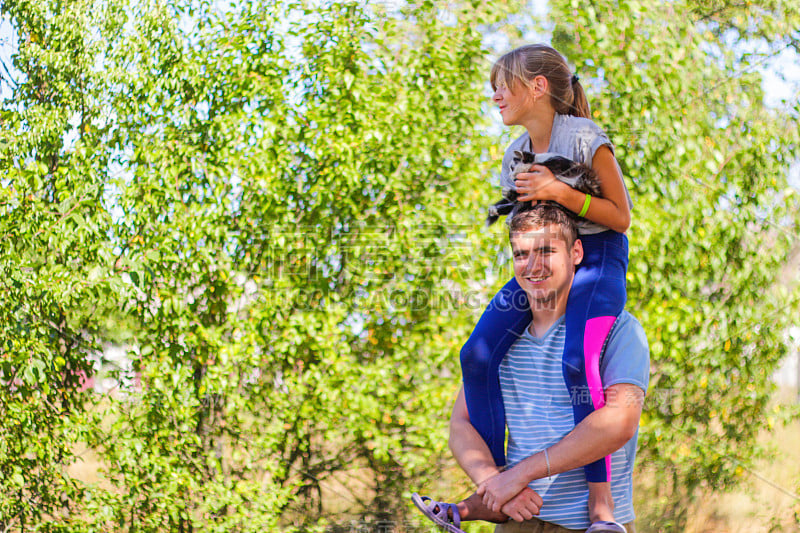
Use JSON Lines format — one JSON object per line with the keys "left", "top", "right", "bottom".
{"left": 602, "top": 311, "right": 650, "bottom": 390}
{"left": 614, "top": 311, "right": 646, "bottom": 336}
{"left": 608, "top": 311, "right": 649, "bottom": 355}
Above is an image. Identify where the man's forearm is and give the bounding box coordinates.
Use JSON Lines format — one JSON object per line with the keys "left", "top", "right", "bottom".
{"left": 449, "top": 386, "right": 501, "bottom": 485}
{"left": 476, "top": 383, "right": 644, "bottom": 512}
{"left": 515, "top": 383, "right": 643, "bottom": 482}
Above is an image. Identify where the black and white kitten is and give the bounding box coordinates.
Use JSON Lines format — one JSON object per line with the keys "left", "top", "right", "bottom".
{"left": 486, "top": 150, "right": 602, "bottom": 226}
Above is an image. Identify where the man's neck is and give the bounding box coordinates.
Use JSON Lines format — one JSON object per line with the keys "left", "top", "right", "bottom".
{"left": 528, "top": 300, "right": 566, "bottom": 338}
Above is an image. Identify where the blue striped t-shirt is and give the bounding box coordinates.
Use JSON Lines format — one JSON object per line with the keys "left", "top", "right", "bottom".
{"left": 499, "top": 311, "right": 649, "bottom": 529}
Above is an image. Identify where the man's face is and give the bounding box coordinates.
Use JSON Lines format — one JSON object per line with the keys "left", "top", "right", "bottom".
{"left": 511, "top": 224, "right": 583, "bottom": 307}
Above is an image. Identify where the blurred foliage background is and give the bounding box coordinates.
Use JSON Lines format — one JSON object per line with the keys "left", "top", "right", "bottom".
{"left": 1, "top": 0, "right": 799, "bottom": 531}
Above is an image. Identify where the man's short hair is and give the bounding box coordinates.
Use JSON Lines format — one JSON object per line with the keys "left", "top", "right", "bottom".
{"left": 507, "top": 203, "right": 578, "bottom": 246}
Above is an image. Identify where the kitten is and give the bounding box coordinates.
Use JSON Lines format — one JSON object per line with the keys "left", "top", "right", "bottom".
{"left": 486, "top": 150, "right": 602, "bottom": 226}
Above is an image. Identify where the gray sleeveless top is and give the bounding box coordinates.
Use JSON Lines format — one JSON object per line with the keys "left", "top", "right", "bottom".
{"left": 499, "top": 114, "right": 633, "bottom": 235}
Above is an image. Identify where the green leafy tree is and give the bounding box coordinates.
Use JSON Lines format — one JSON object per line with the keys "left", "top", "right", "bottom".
{"left": 0, "top": 0, "right": 126, "bottom": 529}
{"left": 4, "top": 0, "right": 515, "bottom": 530}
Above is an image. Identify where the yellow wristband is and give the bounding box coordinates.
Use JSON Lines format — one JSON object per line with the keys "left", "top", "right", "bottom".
{"left": 578, "top": 193, "right": 591, "bottom": 217}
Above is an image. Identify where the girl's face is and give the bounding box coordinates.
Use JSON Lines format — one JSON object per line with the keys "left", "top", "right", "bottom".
{"left": 493, "top": 79, "right": 537, "bottom": 126}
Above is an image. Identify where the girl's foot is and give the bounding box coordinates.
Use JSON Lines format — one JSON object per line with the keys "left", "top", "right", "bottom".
{"left": 411, "top": 493, "right": 466, "bottom": 533}
{"left": 411, "top": 492, "right": 510, "bottom": 531}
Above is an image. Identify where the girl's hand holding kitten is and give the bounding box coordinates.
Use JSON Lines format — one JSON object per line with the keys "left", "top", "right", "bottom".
{"left": 514, "top": 164, "right": 571, "bottom": 203}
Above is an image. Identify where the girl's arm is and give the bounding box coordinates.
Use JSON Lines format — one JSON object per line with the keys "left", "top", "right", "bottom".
{"left": 514, "top": 145, "right": 631, "bottom": 233}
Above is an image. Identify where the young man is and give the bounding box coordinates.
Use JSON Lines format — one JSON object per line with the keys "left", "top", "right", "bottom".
{"left": 413, "top": 204, "right": 649, "bottom": 533}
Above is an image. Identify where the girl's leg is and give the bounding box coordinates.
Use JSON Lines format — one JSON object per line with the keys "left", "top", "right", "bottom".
{"left": 413, "top": 491, "right": 509, "bottom": 525}
{"left": 460, "top": 276, "right": 532, "bottom": 467}
{"left": 562, "top": 232, "right": 628, "bottom": 521}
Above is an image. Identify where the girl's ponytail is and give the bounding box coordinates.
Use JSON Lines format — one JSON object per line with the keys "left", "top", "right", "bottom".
{"left": 569, "top": 76, "right": 591, "bottom": 119}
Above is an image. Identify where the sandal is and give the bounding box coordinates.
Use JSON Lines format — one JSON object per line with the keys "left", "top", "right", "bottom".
{"left": 586, "top": 521, "right": 627, "bottom": 533}
{"left": 411, "top": 493, "right": 465, "bottom": 533}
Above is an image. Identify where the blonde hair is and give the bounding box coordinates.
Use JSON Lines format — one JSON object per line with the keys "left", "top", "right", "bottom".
{"left": 490, "top": 44, "right": 590, "bottom": 119}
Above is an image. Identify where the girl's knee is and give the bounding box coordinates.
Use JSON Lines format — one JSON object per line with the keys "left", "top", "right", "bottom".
{"left": 460, "top": 336, "right": 492, "bottom": 380}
